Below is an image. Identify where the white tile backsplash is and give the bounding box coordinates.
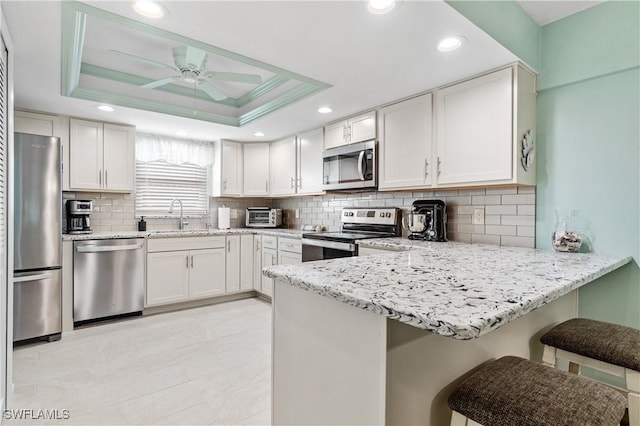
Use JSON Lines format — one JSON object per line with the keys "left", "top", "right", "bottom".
{"left": 64, "top": 185, "right": 536, "bottom": 248}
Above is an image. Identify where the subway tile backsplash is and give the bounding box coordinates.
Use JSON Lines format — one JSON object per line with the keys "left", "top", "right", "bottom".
{"left": 63, "top": 185, "right": 536, "bottom": 248}
{"left": 273, "top": 186, "right": 536, "bottom": 248}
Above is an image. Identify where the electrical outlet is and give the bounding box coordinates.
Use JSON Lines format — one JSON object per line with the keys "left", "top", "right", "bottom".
{"left": 230, "top": 209, "right": 238, "bottom": 219}
{"left": 295, "top": 208, "right": 300, "bottom": 219}
{"left": 473, "top": 208, "right": 485, "bottom": 225}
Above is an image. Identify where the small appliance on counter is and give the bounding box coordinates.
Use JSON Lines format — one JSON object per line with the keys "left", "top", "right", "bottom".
{"left": 246, "top": 207, "right": 282, "bottom": 228}
{"left": 405, "top": 200, "right": 447, "bottom": 241}
{"left": 65, "top": 200, "right": 93, "bottom": 234}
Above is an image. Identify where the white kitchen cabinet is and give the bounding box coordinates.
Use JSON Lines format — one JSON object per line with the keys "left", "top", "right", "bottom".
{"left": 260, "top": 235, "right": 278, "bottom": 297}
{"left": 225, "top": 235, "right": 240, "bottom": 293}
{"left": 278, "top": 237, "right": 302, "bottom": 265}
{"left": 243, "top": 143, "right": 270, "bottom": 196}
{"left": 378, "top": 94, "right": 433, "bottom": 190}
{"left": 15, "top": 110, "right": 71, "bottom": 191}
{"left": 145, "top": 236, "right": 226, "bottom": 307}
{"left": 324, "top": 111, "right": 376, "bottom": 149}
{"left": 269, "top": 136, "right": 297, "bottom": 196}
{"left": 434, "top": 65, "right": 536, "bottom": 186}
{"left": 297, "top": 128, "right": 324, "bottom": 195}
{"left": 253, "top": 235, "right": 263, "bottom": 292}
{"left": 189, "top": 248, "right": 226, "bottom": 299}
{"left": 146, "top": 250, "right": 190, "bottom": 306}
{"left": 69, "top": 118, "right": 135, "bottom": 192}
{"left": 240, "top": 234, "right": 254, "bottom": 291}
{"left": 209, "top": 140, "right": 243, "bottom": 197}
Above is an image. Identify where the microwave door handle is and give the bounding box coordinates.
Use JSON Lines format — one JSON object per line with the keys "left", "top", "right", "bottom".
{"left": 357, "top": 150, "right": 365, "bottom": 181}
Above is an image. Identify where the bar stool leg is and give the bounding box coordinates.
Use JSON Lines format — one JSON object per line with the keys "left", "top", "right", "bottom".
{"left": 628, "top": 369, "right": 640, "bottom": 426}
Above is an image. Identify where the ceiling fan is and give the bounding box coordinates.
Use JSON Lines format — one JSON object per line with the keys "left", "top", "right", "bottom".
{"left": 109, "top": 45, "right": 263, "bottom": 101}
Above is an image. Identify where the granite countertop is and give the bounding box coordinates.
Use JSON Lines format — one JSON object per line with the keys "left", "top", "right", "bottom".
{"left": 264, "top": 242, "right": 632, "bottom": 340}
{"left": 62, "top": 228, "right": 306, "bottom": 241}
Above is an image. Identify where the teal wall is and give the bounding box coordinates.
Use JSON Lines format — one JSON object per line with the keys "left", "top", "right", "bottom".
{"left": 449, "top": 1, "right": 640, "bottom": 328}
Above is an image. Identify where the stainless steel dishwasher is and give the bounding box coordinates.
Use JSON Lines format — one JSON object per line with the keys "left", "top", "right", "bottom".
{"left": 73, "top": 238, "right": 145, "bottom": 324}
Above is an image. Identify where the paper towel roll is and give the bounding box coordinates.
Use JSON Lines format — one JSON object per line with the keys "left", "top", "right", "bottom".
{"left": 218, "top": 207, "right": 230, "bottom": 229}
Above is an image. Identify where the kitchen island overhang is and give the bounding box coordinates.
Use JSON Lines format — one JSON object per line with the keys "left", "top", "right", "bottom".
{"left": 264, "top": 243, "right": 631, "bottom": 425}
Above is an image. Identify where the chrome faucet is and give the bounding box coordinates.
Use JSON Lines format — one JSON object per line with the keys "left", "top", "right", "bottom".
{"left": 169, "top": 199, "right": 189, "bottom": 230}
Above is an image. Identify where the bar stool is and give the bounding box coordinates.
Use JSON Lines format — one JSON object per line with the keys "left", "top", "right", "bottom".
{"left": 540, "top": 318, "right": 640, "bottom": 426}
{"left": 448, "top": 356, "right": 627, "bottom": 426}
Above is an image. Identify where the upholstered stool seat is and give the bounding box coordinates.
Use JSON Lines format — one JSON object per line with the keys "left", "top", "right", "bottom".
{"left": 448, "top": 356, "right": 627, "bottom": 426}
{"left": 540, "top": 318, "right": 640, "bottom": 426}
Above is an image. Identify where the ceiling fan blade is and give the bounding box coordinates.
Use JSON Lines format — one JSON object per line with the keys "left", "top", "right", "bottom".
{"left": 109, "top": 49, "right": 175, "bottom": 70}
{"left": 207, "top": 71, "right": 262, "bottom": 84}
{"left": 141, "top": 76, "right": 180, "bottom": 89}
{"left": 198, "top": 81, "right": 227, "bottom": 101}
{"left": 185, "top": 46, "right": 207, "bottom": 69}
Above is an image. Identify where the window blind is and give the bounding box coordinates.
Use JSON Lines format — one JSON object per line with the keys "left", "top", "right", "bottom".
{"left": 135, "top": 160, "right": 209, "bottom": 216}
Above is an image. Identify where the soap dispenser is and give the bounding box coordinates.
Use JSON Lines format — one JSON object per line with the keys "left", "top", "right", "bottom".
{"left": 138, "top": 216, "right": 147, "bottom": 231}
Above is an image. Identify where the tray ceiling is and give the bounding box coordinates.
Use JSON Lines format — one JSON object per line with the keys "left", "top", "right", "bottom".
{"left": 61, "top": 1, "right": 331, "bottom": 127}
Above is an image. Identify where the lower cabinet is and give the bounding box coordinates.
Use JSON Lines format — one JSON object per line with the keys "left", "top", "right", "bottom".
{"left": 278, "top": 237, "right": 302, "bottom": 265}
{"left": 253, "top": 235, "right": 263, "bottom": 293}
{"left": 240, "top": 234, "right": 254, "bottom": 291}
{"left": 145, "top": 237, "right": 226, "bottom": 307}
{"left": 261, "top": 246, "right": 277, "bottom": 297}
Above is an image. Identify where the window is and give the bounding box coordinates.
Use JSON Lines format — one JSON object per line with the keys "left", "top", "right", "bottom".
{"left": 135, "top": 134, "right": 214, "bottom": 216}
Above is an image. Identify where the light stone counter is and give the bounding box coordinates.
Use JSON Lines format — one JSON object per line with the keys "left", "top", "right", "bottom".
{"left": 265, "top": 242, "right": 631, "bottom": 339}
{"left": 62, "top": 228, "right": 305, "bottom": 241}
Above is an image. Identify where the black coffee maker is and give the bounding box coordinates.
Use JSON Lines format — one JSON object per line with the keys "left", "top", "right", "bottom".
{"left": 406, "top": 200, "right": 447, "bottom": 241}
{"left": 66, "top": 200, "right": 93, "bottom": 234}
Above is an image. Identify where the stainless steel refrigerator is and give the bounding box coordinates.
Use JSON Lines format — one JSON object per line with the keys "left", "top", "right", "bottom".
{"left": 13, "top": 132, "right": 62, "bottom": 342}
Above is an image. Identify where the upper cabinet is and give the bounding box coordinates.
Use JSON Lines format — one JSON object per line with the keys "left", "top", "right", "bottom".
{"left": 243, "top": 143, "right": 270, "bottom": 196}
{"left": 378, "top": 93, "right": 433, "bottom": 190}
{"left": 209, "top": 140, "right": 243, "bottom": 197}
{"left": 69, "top": 118, "right": 135, "bottom": 192}
{"left": 377, "top": 64, "right": 536, "bottom": 191}
{"left": 324, "top": 111, "right": 377, "bottom": 150}
{"left": 270, "top": 136, "right": 297, "bottom": 196}
{"left": 269, "top": 129, "right": 325, "bottom": 197}
{"left": 15, "top": 110, "right": 71, "bottom": 191}
{"left": 434, "top": 65, "right": 536, "bottom": 187}
{"left": 296, "top": 128, "right": 324, "bottom": 195}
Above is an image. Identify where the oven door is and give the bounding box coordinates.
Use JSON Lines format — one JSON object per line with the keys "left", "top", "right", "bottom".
{"left": 302, "top": 238, "right": 357, "bottom": 262}
{"left": 322, "top": 140, "right": 376, "bottom": 191}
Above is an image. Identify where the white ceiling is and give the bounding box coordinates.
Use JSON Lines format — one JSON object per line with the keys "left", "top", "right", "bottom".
{"left": 518, "top": 0, "right": 605, "bottom": 26}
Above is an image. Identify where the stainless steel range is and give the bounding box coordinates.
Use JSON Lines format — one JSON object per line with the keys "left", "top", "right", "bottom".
{"left": 302, "top": 207, "right": 400, "bottom": 261}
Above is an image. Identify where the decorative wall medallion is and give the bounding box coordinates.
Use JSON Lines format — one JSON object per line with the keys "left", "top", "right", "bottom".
{"left": 521, "top": 129, "right": 534, "bottom": 171}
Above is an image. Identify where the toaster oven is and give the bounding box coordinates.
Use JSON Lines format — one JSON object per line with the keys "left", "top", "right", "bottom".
{"left": 246, "top": 207, "right": 283, "bottom": 228}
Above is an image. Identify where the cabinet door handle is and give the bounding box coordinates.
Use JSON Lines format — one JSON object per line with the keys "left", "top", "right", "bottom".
{"left": 186, "top": 255, "right": 189, "bottom": 269}
{"left": 190, "top": 255, "right": 194, "bottom": 268}
{"left": 105, "top": 170, "right": 108, "bottom": 187}
{"left": 228, "top": 241, "right": 231, "bottom": 252}
{"left": 223, "top": 179, "right": 227, "bottom": 190}
{"left": 99, "top": 170, "right": 102, "bottom": 186}
{"left": 290, "top": 177, "right": 295, "bottom": 189}
{"left": 297, "top": 177, "right": 301, "bottom": 189}
{"left": 424, "top": 159, "right": 429, "bottom": 178}
{"left": 256, "top": 241, "right": 261, "bottom": 251}
{"left": 437, "top": 157, "right": 442, "bottom": 176}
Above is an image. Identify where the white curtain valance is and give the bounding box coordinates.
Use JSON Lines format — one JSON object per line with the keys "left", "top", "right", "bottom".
{"left": 135, "top": 133, "right": 215, "bottom": 167}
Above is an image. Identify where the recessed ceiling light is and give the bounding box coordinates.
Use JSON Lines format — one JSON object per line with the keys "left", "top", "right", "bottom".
{"left": 368, "top": 0, "right": 396, "bottom": 14}
{"left": 254, "top": 132, "right": 265, "bottom": 137}
{"left": 176, "top": 130, "right": 188, "bottom": 136}
{"left": 318, "top": 107, "right": 333, "bottom": 114}
{"left": 133, "top": 1, "right": 167, "bottom": 19}
{"left": 97, "top": 105, "right": 114, "bottom": 112}
{"left": 437, "top": 36, "right": 466, "bottom": 52}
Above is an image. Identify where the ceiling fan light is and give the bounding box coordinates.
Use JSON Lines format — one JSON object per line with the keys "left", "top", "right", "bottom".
{"left": 254, "top": 132, "right": 265, "bottom": 137}
{"left": 176, "top": 130, "right": 188, "bottom": 136}
{"left": 368, "top": 0, "right": 396, "bottom": 14}
{"left": 133, "top": 1, "right": 167, "bottom": 19}
{"left": 97, "top": 105, "right": 114, "bottom": 112}
{"left": 318, "top": 107, "right": 332, "bottom": 114}
{"left": 437, "top": 36, "right": 466, "bottom": 52}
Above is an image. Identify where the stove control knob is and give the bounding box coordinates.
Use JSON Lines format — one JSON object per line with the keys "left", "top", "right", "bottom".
{"left": 385, "top": 212, "right": 392, "bottom": 218}
{"left": 379, "top": 212, "right": 384, "bottom": 217}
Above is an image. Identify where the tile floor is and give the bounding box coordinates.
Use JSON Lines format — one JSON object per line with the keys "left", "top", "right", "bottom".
{"left": 8, "top": 298, "right": 272, "bottom": 425}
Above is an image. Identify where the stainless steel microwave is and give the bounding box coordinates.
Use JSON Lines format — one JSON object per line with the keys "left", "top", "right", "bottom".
{"left": 322, "top": 140, "right": 377, "bottom": 191}
{"left": 246, "top": 207, "right": 283, "bottom": 228}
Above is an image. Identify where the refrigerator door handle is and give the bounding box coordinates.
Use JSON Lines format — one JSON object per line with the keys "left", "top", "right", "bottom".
{"left": 14, "top": 272, "right": 55, "bottom": 283}
{"left": 76, "top": 242, "right": 144, "bottom": 253}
